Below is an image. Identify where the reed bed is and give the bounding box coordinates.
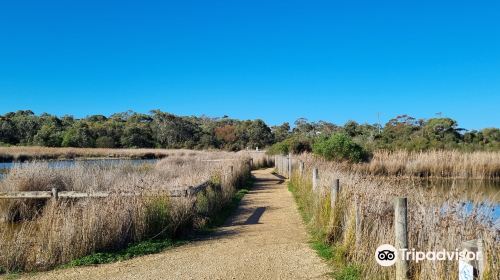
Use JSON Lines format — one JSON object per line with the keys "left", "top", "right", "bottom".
{"left": 0, "top": 150, "right": 272, "bottom": 272}
{"left": 350, "top": 150, "right": 500, "bottom": 179}
{"left": 285, "top": 154, "right": 499, "bottom": 280}
{"left": 0, "top": 146, "right": 209, "bottom": 162}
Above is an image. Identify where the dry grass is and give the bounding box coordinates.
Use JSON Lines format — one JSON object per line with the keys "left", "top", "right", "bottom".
{"left": 351, "top": 150, "right": 500, "bottom": 179}
{"left": 0, "top": 150, "right": 272, "bottom": 272}
{"left": 282, "top": 153, "right": 499, "bottom": 280}
{"left": 0, "top": 146, "right": 212, "bottom": 162}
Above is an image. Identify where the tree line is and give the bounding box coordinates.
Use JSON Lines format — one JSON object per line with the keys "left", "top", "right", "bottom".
{"left": 0, "top": 110, "right": 498, "bottom": 152}
{"left": 269, "top": 114, "right": 499, "bottom": 155}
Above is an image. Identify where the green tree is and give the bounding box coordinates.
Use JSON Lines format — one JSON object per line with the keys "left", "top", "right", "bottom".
{"left": 120, "top": 124, "right": 153, "bottom": 148}
{"left": 62, "top": 122, "right": 95, "bottom": 148}
{"left": 271, "top": 122, "right": 290, "bottom": 143}
{"left": 34, "top": 124, "right": 63, "bottom": 147}
{"left": 11, "top": 110, "right": 41, "bottom": 144}
{"left": 0, "top": 117, "right": 17, "bottom": 144}
{"left": 151, "top": 110, "right": 201, "bottom": 148}
{"left": 313, "top": 133, "right": 369, "bottom": 162}
{"left": 343, "top": 120, "right": 359, "bottom": 137}
{"left": 95, "top": 136, "right": 116, "bottom": 148}
{"left": 245, "top": 119, "right": 274, "bottom": 149}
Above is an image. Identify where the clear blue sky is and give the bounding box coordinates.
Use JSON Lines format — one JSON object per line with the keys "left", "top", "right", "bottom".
{"left": 1, "top": 0, "right": 499, "bottom": 129}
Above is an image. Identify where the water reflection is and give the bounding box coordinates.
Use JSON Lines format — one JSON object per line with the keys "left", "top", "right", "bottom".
{"left": 414, "top": 179, "right": 500, "bottom": 224}
{"left": 0, "top": 158, "right": 157, "bottom": 180}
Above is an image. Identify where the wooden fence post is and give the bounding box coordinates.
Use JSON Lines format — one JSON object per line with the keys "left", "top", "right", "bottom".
{"left": 460, "top": 239, "right": 485, "bottom": 280}
{"left": 355, "top": 195, "right": 362, "bottom": 247}
{"left": 395, "top": 197, "right": 409, "bottom": 280}
{"left": 51, "top": 187, "right": 59, "bottom": 202}
{"left": 284, "top": 156, "right": 288, "bottom": 178}
{"left": 312, "top": 168, "right": 318, "bottom": 192}
{"left": 331, "top": 179, "right": 340, "bottom": 209}
{"left": 287, "top": 153, "right": 292, "bottom": 178}
{"left": 282, "top": 155, "right": 285, "bottom": 175}
{"left": 299, "top": 161, "right": 304, "bottom": 177}
{"left": 280, "top": 155, "right": 284, "bottom": 174}
{"left": 276, "top": 155, "right": 279, "bottom": 172}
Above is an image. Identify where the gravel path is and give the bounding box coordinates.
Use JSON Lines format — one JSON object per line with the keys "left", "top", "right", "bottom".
{"left": 17, "top": 168, "right": 331, "bottom": 280}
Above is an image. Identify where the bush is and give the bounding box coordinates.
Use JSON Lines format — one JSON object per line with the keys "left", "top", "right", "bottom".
{"left": 95, "top": 136, "right": 116, "bottom": 148}
{"left": 267, "top": 136, "right": 312, "bottom": 155}
{"left": 312, "top": 133, "right": 369, "bottom": 163}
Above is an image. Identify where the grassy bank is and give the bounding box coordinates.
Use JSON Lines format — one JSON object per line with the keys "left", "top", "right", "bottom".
{"left": 284, "top": 154, "right": 499, "bottom": 280}
{"left": 288, "top": 180, "right": 361, "bottom": 280}
{"left": 0, "top": 151, "right": 270, "bottom": 273}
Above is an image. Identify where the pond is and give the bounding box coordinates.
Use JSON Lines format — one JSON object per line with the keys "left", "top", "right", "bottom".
{"left": 0, "top": 158, "right": 158, "bottom": 179}
{"left": 415, "top": 179, "right": 500, "bottom": 226}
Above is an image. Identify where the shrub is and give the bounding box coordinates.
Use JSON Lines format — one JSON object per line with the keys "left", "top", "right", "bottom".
{"left": 267, "top": 136, "right": 312, "bottom": 155}
{"left": 312, "top": 133, "right": 369, "bottom": 163}
{"left": 95, "top": 136, "right": 116, "bottom": 148}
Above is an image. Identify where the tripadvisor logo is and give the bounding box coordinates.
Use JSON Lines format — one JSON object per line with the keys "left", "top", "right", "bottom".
{"left": 375, "top": 244, "right": 397, "bottom": 267}
{"left": 375, "top": 244, "right": 481, "bottom": 266}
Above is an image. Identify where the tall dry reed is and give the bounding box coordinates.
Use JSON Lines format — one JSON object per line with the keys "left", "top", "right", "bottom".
{"left": 351, "top": 150, "right": 500, "bottom": 179}
{"left": 283, "top": 153, "right": 499, "bottom": 280}
{"left": 0, "top": 146, "right": 216, "bottom": 162}
{"left": 0, "top": 150, "right": 271, "bottom": 272}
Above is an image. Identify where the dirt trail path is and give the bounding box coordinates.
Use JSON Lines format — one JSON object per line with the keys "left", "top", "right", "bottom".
{"left": 19, "top": 168, "right": 330, "bottom": 280}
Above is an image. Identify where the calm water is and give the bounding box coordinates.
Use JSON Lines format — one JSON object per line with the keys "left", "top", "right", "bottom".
{"left": 0, "top": 158, "right": 157, "bottom": 179}
{"left": 415, "top": 179, "right": 500, "bottom": 223}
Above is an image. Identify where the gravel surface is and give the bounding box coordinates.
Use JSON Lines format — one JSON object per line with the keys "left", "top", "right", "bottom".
{"left": 15, "top": 168, "right": 331, "bottom": 280}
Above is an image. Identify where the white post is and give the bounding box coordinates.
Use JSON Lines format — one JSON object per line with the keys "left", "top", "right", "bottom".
{"left": 460, "top": 239, "right": 485, "bottom": 280}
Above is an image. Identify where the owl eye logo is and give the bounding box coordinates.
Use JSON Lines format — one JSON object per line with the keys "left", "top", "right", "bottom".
{"left": 377, "top": 250, "right": 395, "bottom": 261}
{"left": 375, "top": 244, "right": 398, "bottom": 266}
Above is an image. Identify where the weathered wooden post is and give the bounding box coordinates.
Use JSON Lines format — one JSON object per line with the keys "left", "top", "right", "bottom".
{"left": 299, "top": 160, "right": 304, "bottom": 177}
{"left": 51, "top": 187, "right": 59, "bottom": 202}
{"left": 355, "top": 195, "right": 362, "bottom": 247}
{"left": 312, "top": 168, "right": 318, "bottom": 192}
{"left": 394, "top": 197, "right": 409, "bottom": 280}
{"left": 287, "top": 153, "right": 292, "bottom": 178}
{"left": 459, "top": 239, "right": 485, "bottom": 280}
{"left": 331, "top": 179, "right": 340, "bottom": 209}
{"left": 279, "top": 155, "right": 283, "bottom": 174}
{"left": 283, "top": 155, "right": 287, "bottom": 177}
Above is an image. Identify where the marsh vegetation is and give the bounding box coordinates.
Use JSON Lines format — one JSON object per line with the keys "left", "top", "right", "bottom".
{"left": 0, "top": 150, "right": 272, "bottom": 272}
{"left": 281, "top": 153, "right": 499, "bottom": 280}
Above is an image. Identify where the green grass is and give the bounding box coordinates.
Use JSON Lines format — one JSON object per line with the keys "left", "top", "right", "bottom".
{"left": 0, "top": 269, "right": 23, "bottom": 280}
{"left": 287, "top": 177, "right": 362, "bottom": 280}
{"left": 200, "top": 177, "right": 254, "bottom": 231}
{"left": 63, "top": 239, "right": 185, "bottom": 268}
{"left": 334, "top": 265, "right": 362, "bottom": 280}
{"left": 311, "top": 240, "right": 334, "bottom": 260}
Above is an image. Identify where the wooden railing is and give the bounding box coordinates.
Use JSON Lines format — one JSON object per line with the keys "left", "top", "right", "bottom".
{"left": 0, "top": 159, "right": 254, "bottom": 201}
{"left": 0, "top": 181, "right": 211, "bottom": 200}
